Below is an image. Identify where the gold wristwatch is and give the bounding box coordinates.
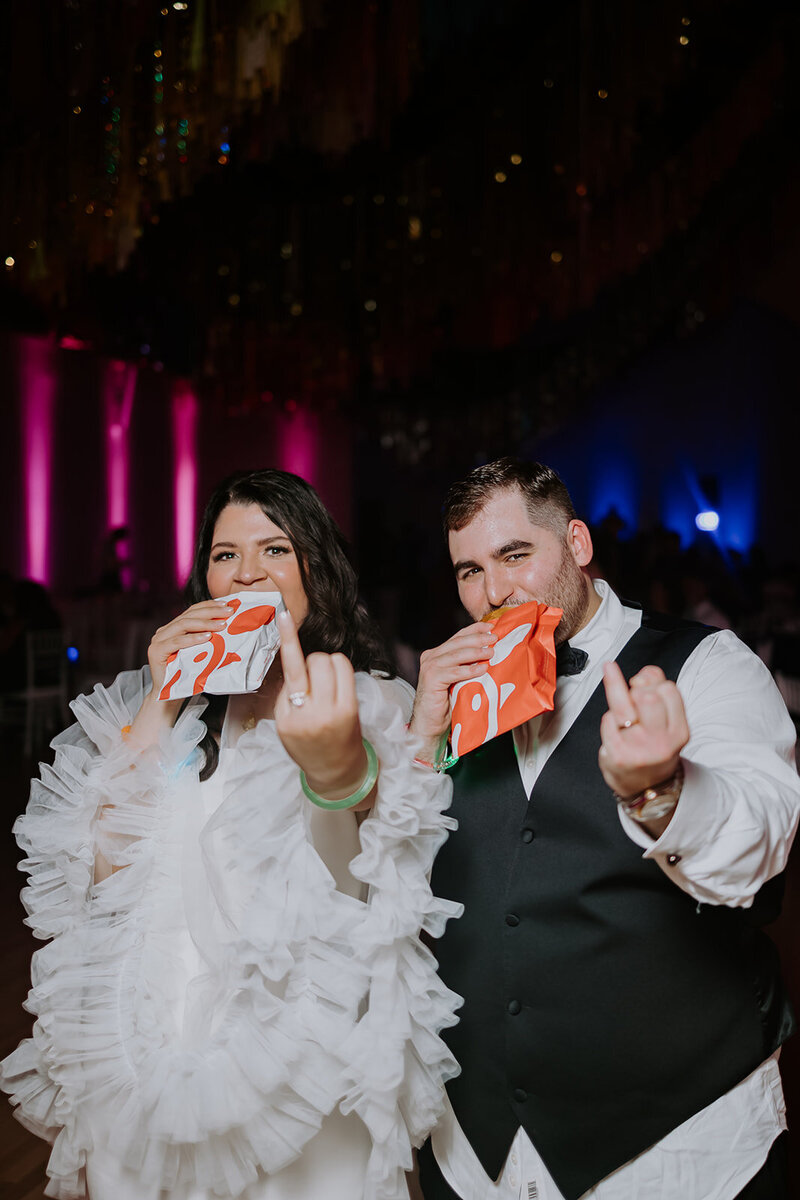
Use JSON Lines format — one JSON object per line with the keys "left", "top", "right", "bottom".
{"left": 614, "top": 761, "right": 684, "bottom": 823}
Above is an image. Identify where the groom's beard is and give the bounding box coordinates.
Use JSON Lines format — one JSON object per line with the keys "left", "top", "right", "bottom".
{"left": 537, "top": 544, "right": 592, "bottom": 646}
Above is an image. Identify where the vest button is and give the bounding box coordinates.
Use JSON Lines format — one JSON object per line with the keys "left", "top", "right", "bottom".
{"left": 667, "top": 853, "right": 682, "bottom": 866}
{"left": 505, "top": 913, "right": 520, "bottom": 927}
{"left": 520, "top": 828, "right": 535, "bottom": 843}
{"left": 512, "top": 1087, "right": 528, "bottom": 1103}
{"left": 507, "top": 999, "right": 521, "bottom": 1015}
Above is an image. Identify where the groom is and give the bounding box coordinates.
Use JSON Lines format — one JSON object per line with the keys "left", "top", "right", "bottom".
{"left": 411, "top": 457, "right": 800, "bottom": 1200}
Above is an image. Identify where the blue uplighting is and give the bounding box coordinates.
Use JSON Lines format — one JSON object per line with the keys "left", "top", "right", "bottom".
{"left": 66, "top": 645, "right": 79, "bottom": 662}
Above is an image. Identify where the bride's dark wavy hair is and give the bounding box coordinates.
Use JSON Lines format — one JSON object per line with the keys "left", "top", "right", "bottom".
{"left": 185, "top": 469, "right": 395, "bottom": 779}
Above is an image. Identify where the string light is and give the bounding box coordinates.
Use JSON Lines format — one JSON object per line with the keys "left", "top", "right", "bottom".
{"left": 5, "top": 257, "right": 14, "bottom": 269}
{"left": 679, "top": 35, "right": 689, "bottom": 45}
{"left": 364, "top": 299, "right": 377, "bottom": 312}
{"left": 550, "top": 250, "right": 563, "bottom": 263}
{"left": 494, "top": 171, "right": 507, "bottom": 183}
{"left": 72, "top": 105, "right": 82, "bottom": 115}
{"left": 510, "top": 153, "right": 522, "bottom": 165}
{"left": 576, "top": 183, "right": 587, "bottom": 196}
{"left": 290, "top": 302, "right": 303, "bottom": 316}
{"left": 681, "top": 16, "right": 691, "bottom": 25}
{"left": 597, "top": 88, "right": 609, "bottom": 99}
{"left": 543, "top": 78, "right": 554, "bottom": 88}
{"left": 408, "top": 216, "right": 422, "bottom": 239}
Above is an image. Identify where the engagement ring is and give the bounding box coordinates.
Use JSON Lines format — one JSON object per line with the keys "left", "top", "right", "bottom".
{"left": 289, "top": 691, "right": 308, "bottom": 707}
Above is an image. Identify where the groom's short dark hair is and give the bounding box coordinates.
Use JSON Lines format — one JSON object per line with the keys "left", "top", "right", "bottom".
{"left": 443, "top": 457, "right": 577, "bottom": 537}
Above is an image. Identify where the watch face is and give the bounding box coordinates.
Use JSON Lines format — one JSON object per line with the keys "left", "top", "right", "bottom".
{"left": 618, "top": 763, "right": 684, "bottom": 822}
{"left": 627, "top": 794, "right": 679, "bottom": 822}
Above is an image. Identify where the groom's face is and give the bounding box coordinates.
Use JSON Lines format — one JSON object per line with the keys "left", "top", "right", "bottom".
{"left": 448, "top": 487, "right": 594, "bottom": 643}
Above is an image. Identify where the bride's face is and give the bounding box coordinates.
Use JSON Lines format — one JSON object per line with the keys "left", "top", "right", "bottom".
{"left": 205, "top": 502, "right": 309, "bottom": 626}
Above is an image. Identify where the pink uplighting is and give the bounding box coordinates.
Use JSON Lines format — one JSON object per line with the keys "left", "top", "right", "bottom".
{"left": 59, "top": 335, "right": 91, "bottom": 351}
{"left": 279, "top": 406, "right": 318, "bottom": 484}
{"left": 172, "top": 382, "right": 198, "bottom": 586}
{"left": 104, "top": 360, "right": 137, "bottom": 530}
{"left": 20, "top": 337, "right": 57, "bottom": 584}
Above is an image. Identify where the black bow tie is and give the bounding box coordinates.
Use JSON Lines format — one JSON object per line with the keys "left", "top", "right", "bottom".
{"left": 555, "top": 641, "right": 589, "bottom": 677}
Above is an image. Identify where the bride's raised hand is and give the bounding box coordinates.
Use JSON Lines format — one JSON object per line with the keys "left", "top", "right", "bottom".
{"left": 274, "top": 609, "right": 376, "bottom": 809}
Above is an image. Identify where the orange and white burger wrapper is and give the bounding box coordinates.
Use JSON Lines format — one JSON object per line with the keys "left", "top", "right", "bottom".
{"left": 449, "top": 601, "right": 562, "bottom": 757}
{"left": 158, "top": 591, "right": 285, "bottom": 700}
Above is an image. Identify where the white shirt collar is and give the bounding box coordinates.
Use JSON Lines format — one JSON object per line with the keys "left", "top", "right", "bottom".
{"left": 569, "top": 578, "right": 637, "bottom": 669}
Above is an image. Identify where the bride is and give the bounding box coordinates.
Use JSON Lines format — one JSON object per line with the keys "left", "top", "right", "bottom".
{"left": 1, "top": 468, "right": 462, "bottom": 1200}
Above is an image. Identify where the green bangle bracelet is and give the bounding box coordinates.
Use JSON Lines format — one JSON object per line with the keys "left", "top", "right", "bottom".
{"left": 300, "top": 738, "right": 379, "bottom": 810}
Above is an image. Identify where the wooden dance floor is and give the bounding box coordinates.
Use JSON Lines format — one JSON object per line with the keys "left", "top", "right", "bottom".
{"left": 1, "top": 744, "right": 800, "bottom": 1199}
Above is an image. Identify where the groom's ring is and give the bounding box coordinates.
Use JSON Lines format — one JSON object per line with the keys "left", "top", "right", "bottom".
{"left": 289, "top": 691, "right": 308, "bottom": 707}
{"left": 620, "top": 718, "right": 639, "bottom": 730}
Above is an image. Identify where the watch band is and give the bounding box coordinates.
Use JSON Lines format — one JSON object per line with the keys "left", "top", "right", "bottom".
{"left": 614, "top": 761, "right": 684, "bottom": 823}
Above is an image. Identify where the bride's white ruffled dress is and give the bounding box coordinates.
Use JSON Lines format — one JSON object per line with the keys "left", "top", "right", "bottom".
{"left": 1, "top": 669, "right": 463, "bottom": 1200}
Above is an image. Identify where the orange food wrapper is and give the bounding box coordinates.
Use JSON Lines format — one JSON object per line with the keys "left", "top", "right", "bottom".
{"left": 158, "top": 591, "right": 285, "bottom": 700}
{"left": 449, "top": 601, "right": 562, "bottom": 757}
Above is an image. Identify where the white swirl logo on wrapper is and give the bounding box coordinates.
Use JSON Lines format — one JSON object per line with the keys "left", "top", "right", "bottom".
{"left": 158, "top": 590, "right": 285, "bottom": 700}
{"left": 449, "top": 601, "right": 562, "bottom": 757}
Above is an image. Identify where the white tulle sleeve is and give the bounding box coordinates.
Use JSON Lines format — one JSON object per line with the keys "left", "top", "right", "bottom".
{"left": 1, "top": 669, "right": 463, "bottom": 1200}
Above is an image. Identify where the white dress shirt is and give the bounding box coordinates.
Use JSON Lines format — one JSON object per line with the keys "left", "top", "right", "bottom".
{"left": 433, "top": 580, "right": 800, "bottom": 1200}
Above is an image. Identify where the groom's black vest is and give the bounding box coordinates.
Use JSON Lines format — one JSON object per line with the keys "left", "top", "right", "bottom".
{"left": 431, "top": 611, "right": 795, "bottom": 1200}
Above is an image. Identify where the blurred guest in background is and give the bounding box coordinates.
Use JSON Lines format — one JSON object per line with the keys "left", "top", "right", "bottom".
{"left": 0, "top": 578, "right": 62, "bottom": 693}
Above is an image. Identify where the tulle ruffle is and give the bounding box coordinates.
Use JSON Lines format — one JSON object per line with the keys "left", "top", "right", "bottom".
{"left": 1, "top": 668, "right": 462, "bottom": 1199}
